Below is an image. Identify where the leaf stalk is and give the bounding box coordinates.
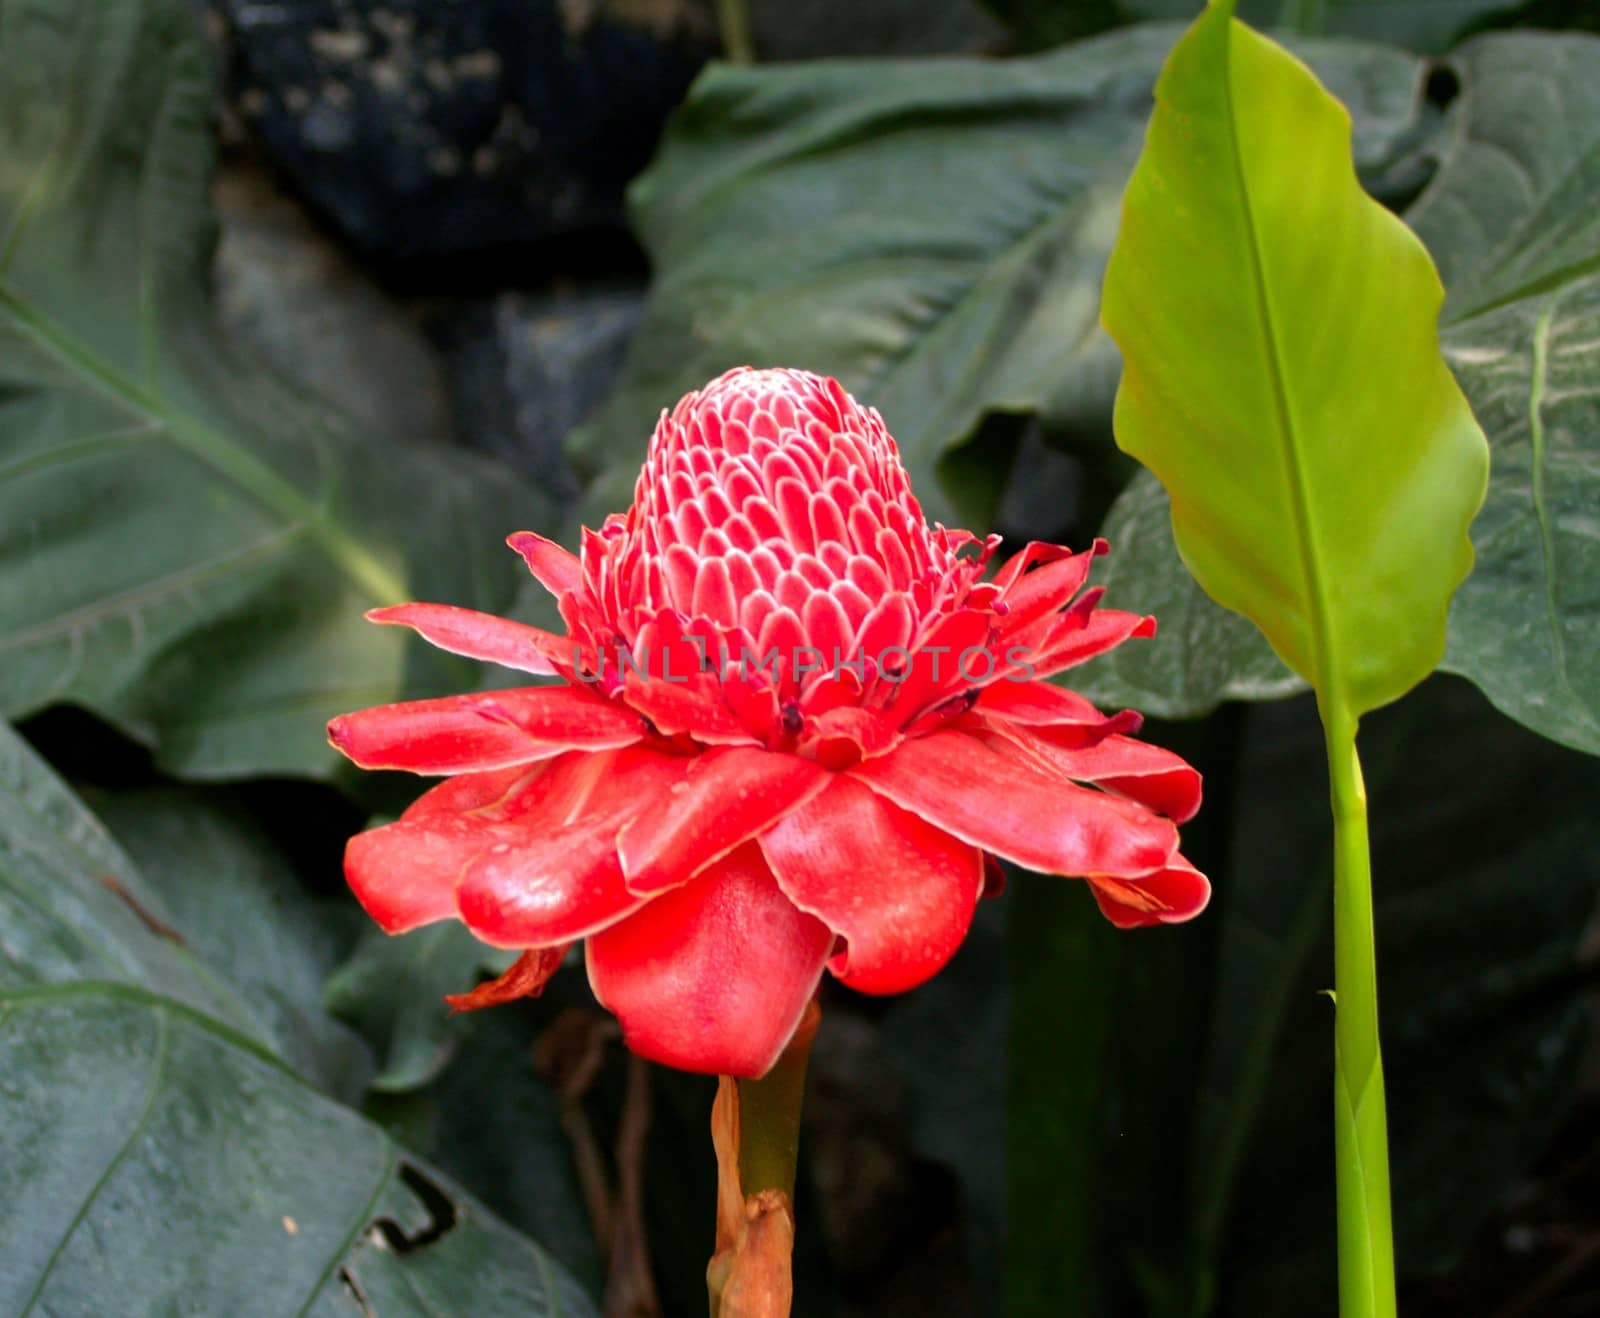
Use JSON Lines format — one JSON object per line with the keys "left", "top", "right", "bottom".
{"left": 1324, "top": 704, "right": 1396, "bottom": 1318}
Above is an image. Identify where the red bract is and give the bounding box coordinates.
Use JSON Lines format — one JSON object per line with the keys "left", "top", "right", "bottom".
{"left": 330, "top": 368, "right": 1209, "bottom": 1076}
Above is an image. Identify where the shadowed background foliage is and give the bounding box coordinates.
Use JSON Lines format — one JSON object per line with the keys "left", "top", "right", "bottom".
{"left": 1, "top": 0, "right": 1597, "bottom": 1314}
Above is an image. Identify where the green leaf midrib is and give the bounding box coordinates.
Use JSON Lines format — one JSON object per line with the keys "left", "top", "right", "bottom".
{"left": 0, "top": 282, "right": 408, "bottom": 610}
{"left": 1524, "top": 293, "right": 1600, "bottom": 741}
{"left": 15, "top": 1009, "right": 171, "bottom": 1318}
{"left": 0, "top": 979, "right": 294, "bottom": 1077}
{"left": 1447, "top": 250, "right": 1600, "bottom": 326}
{"left": 1218, "top": 12, "right": 1340, "bottom": 704}
{"left": 0, "top": 980, "right": 414, "bottom": 1318}
{"left": 0, "top": 523, "right": 302, "bottom": 659}
{"left": 0, "top": 748, "right": 244, "bottom": 1024}
{"left": 292, "top": 1137, "right": 398, "bottom": 1318}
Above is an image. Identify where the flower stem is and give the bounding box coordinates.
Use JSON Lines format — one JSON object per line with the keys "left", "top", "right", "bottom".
{"left": 1324, "top": 703, "right": 1396, "bottom": 1318}
{"left": 736, "top": 1004, "right": 817, "bottom": 1200}
{"left": 715, "top": 0, "right": 756, "bottom": 63}
{"left": 707, "top": 1003, "right": 819, "bottom": 1318}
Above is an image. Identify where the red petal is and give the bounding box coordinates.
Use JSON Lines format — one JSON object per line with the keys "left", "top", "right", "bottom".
{"left": 801, "top": 590, "right": 853, "bottom": 662}
{"left": 621, "top": 613, "right": 752, "bottom": 744}
{"left": 507, "top": 531, "right": 582, "bottom": 598}
{"left": 796, "top": 706, "right": 898, "bottom": 769}
{"left": 341, "top": 760, "right": 578, "bottom": 934}
{"left": 623, "top": 672, "right": 753, "bottom": 744}
{"left": 974, "top": 679, "right": 1097, "bottom": 722}
{"left": 755, "top": 606, "right": 808, "bottom": 696}
{"left": 367, "top": 602, "right": 565, "bottom": 675}
{"left": 991, "top": 539, "right": 1079, "bottom": 594}
{"left": 721, "top": 666, "right": 783, "bottom": 744}
{"left": 855, "top": 591, "right": 914, "bottom": 667}
{"left": 444, "top": 946, "right": 569, "bottom": 1011}
{"left": 617, "top": 746, "right": 829, "bottom": 894}
{"left": 454, "top": 749, "right": 684, "bottom": 946}
{"left": 1087, "top": 855, "right": 1211, "bottom": 929}
{"left": 996, "top": 553, "right": 1097, "bottom": 632}
{"left": 882, "top": 610, "right": 994, "bottom": 724}
{"left": 1014, "top": 609, "right": 1156, "bottom": 681}
{"left": 990, "top": 724, "right": 1202, "bottom": 823}
{"left": 692, "top": 554, "right": 738, "bottom": 625}
{"left": 328, "top": 686, "right": 644, "bottom": 774}
{"left": 585, "top": 844, "right": 833, "bottom": 1077}
{"left": 345, "top": 814, "right": 484, "bottom": 933}
{"left": 848, "top": 729, "right": 1177, "bottom": 879}
{"left": 760, "top": 777, "right": 982, "bottom": 995}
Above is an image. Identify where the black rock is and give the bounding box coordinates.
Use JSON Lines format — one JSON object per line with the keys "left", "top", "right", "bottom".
{"left": 214, "top": 162, "right": 455, "bottom": 442}
{"left": 435, "top": 286, "right": 645, "bottom": 508}
{"left": 210, "top": 0, "right": 712, "bottom": 262}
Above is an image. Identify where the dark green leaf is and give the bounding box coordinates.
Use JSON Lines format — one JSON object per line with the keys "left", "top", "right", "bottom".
{"left": 1410, "top": 33, "right": 1600, "bottom": 755}
{"left": 1073, "top": 472, "right": 1306, "bottom": 716}
{"left": 571, "top": 27, "right": 1428, "bottom": 528}
{"left": 1007, "top": 875, "right": 1121, "bottom": 1314}
{"left": 880, "top": 899, "right": 1008, "bottom": 1304}
{"left": 92, "top": 786, "right": 375, "bottom": 1103}
{"left": 979, "top": 0, "right": 1127, "bottom": 51}
{"left": 327, "top": 923, "right": 517, "bottom": 1094}
{"left": 373, "top": 1005, "right": 606, "bottom": 1296}
{"left": 1206, "top": 678, "right": 1600, "bottom": 1307}
{"left": 0, "top": 722, "right": 595, "bottom": 1315}
{"left": 1012, "top": 675, "right": 1600, "bottom": 1315}
{"left": 0, "top": 0, "right": 555, "bottom": 780}
{"left": 1125, "top": 0, "right": 1515, "bottom": 52}
{"left": 1007, "top": 712, "right": 1232, "bottom": 1317}
{"left": 989, "top": 0, "right": 1512, "bottom": 54}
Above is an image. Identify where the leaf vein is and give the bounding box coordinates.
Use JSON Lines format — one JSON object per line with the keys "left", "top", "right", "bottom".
{"left": 1526, "top": 292, "right": 1599, "bottom": 738}
{"left": 0, "top": 523, "right": 305, "bottom": 654}
{"left": 1220, "top": 20, "right": 1338, "bottom": 700}
{"left": 17, "top": 1009, "right": 170, "bottom": 1317}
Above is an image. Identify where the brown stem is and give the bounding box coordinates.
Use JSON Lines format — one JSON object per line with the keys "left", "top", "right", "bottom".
{"left": 707, "top": 1002, "right": 821, "bottom": 1318}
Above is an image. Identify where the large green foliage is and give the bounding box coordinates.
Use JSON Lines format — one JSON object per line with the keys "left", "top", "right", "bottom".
{"left": 581, "top": 16, "right": 1600, "bottom": 758}
{"left": 1413, "top": 32, "right": 1600, "bottom": 755}
{"left": 572, "top": 26, "right": 1430, "bottom": 529}
{"left": 0, "top": 722, "right": 595, "bottom": 1315}
{"left": 0, "top": 0, "right": 552, "bottom": 781}
{"left": 0, "top": 0, "right": 1593, "bottom": 1311}
{"left": 1071, "top": 472, "right": 1306, "bottom": 714}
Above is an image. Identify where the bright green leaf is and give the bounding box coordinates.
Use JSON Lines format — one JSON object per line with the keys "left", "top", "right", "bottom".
{"left": 0, "top": 0, "right": 555, "bottom": 781}
{"left": 1094, "top": 31, "right": 1600, "bottom": 751}
{"left": 1101, "top": 8, "right": 1490, "bottom": 1309}
{"left": 1101, "top": 0, "right": 1488, "bottom": 720}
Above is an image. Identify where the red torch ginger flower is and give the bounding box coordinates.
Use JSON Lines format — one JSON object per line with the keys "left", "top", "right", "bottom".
{"left": 330, "top": 368, "right": 1208, "bottom": 1076}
